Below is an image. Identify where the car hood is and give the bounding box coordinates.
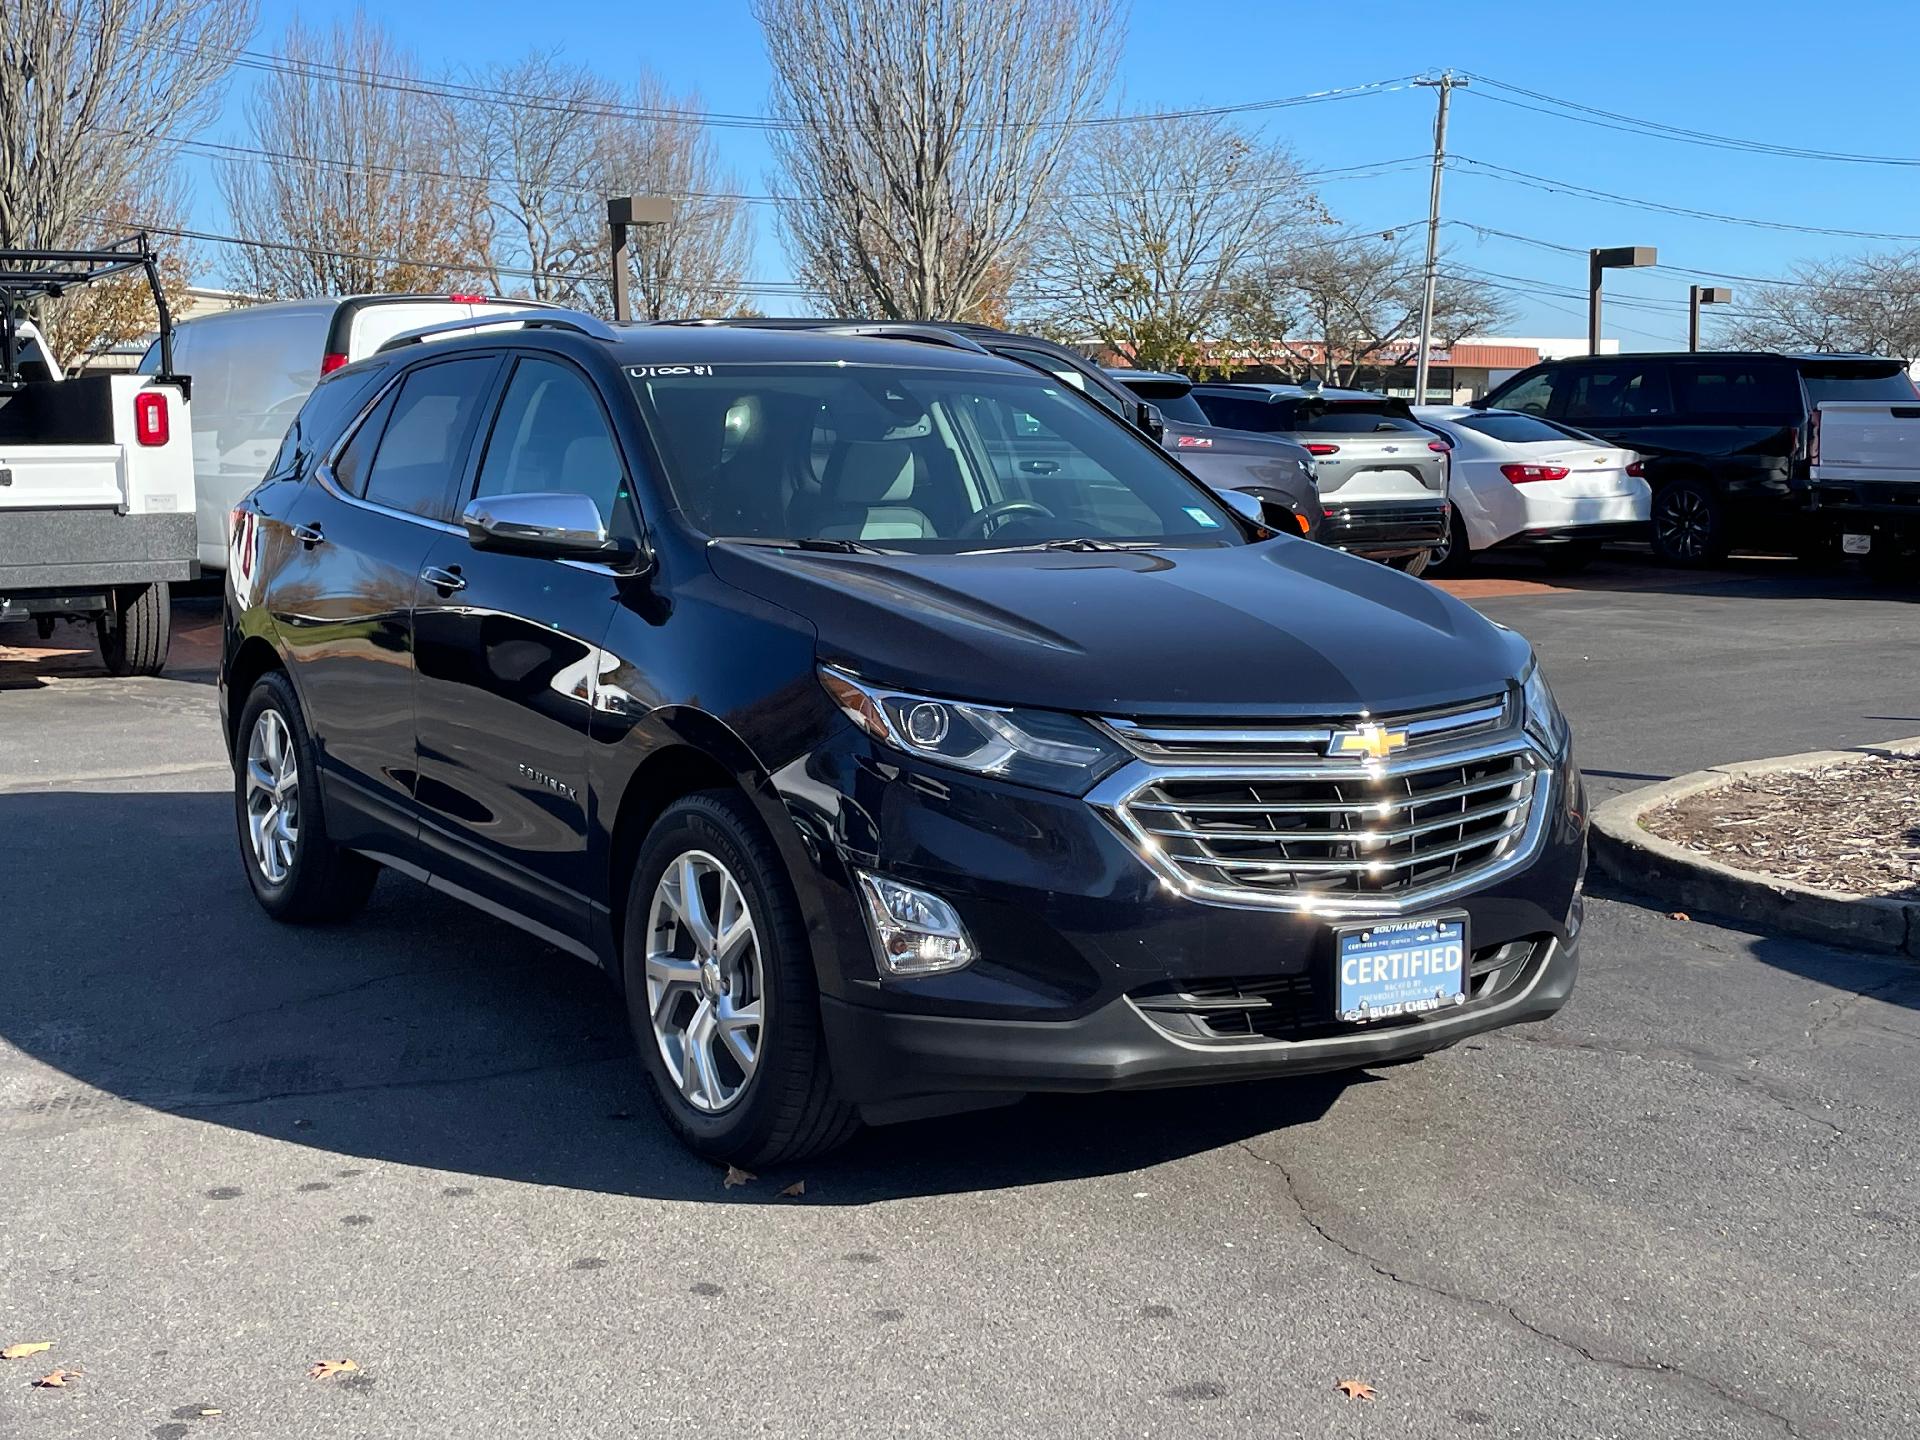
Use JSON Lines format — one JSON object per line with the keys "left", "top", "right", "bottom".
{"left": 706, "top": 538, "right": 1525, "bottom": 718}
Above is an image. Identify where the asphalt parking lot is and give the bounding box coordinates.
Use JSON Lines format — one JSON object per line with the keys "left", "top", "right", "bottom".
{"left": 3, "top": 555, "right": 1917, "bottom": 1440}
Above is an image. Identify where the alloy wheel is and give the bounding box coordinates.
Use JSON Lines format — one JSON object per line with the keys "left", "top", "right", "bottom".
{"left": 644, "top": 850, "right": 764, "bottom": 1114}
{"left": 1656, "top": 488, "right": 1710, "bottom": 560}
{"left": 244, "top": 708, "right": 301, "bottom": 884}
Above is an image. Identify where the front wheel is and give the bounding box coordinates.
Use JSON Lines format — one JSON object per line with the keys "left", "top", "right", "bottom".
{"left": 1651, "top": 480, "right": 1727, "bottom": 566}
{"left": 95, "top": 582, "right": 170, "bottom": 676}
{"left": 233, "top": 670, "right": 378, "bottom": 922}
{"left": 623, "top": 792, "right": 860, "bottom": 1167}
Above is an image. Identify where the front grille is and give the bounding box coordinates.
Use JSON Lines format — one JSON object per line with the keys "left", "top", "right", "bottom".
{"left": 1095, "top": 697, "right": 1549, "bottom": 911}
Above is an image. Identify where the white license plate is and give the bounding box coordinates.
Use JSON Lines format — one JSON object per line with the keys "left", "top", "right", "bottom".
{"left": 1336, "top": 916, "right": 1467, "bottom": 1022}
{"left": 1842, "top": 533, "right": 1872, "bottom": 555}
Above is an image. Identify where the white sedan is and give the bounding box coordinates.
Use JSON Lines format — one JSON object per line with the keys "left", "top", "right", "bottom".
{"left": 1415, "top": 407, "right": 1651, "bottom": 574}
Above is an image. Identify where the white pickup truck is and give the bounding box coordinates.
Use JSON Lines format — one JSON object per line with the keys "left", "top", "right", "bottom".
{"left": 0, "top": 243, "right": 197, "bottom": 674}
{"left": 1810, "top": 395, "right": 1920, "bottom": 577}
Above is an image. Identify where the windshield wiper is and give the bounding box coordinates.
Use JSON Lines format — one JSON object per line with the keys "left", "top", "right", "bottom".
{"left": 984, "top": 537, "right": 1152, "bottom": 553}
{"left": 716, "top": 535, "right": 895, "bottom": 555}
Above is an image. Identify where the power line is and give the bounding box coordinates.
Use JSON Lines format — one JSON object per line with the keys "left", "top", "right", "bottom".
{"left": 1461, "top": 73, "right": 1920, "bottom": 167}
{"left": 1449, "top": 155, "right": 1920, "bottom": 244}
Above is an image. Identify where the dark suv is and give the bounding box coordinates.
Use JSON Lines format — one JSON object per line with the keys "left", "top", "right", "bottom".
{"left": 1477, "top": 351, "right": 1917, "bottom": 564}
{"left": 222, "top": 313, "right": 1585, "bottom": 1166}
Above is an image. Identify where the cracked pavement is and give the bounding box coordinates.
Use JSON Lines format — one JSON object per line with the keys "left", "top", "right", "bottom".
{"left": 3, "top": 562, "right": 1918, "bottom": 1439}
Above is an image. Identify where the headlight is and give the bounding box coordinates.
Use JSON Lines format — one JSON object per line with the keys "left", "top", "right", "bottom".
{"left": 820, "top": 666, "right": 1123, "bottom": 794}
{"left": 1520, "top": 656, "right": 1570, "bottom": 756}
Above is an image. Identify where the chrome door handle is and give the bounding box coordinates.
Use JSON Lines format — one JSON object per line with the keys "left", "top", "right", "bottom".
{"left": 421, "top": 564, "right": 466, "bottom": 593}
{"left": 290, "top": 522, "right": 325, "bottom": 547}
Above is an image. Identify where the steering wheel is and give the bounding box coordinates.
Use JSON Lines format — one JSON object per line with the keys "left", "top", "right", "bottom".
{"left": 957, "top": 499, "right": 1056, "bottom": 539}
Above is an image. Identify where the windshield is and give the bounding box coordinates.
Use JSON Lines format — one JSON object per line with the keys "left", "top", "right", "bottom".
{"left": 628, "top": 362, "right": 1241, "bottom": 553}
{"left": 1797, "top": 360, "right": 1919, "bottom": 405}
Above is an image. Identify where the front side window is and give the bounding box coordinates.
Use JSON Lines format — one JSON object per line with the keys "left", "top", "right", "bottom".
{"left": 473, "top": 357, "right": 628, "bottom": 526}
{"left": 1489, "top": 370, "right": 1558, "bottom": 416}
{"left": 361, "top": 357, "right": 498, "bottom": 521}
{"left": 628, "top": 362, "right": 1239, "bottom": 552}
{"left": 995, "top": 345, "right": 1127, "bottom": 420}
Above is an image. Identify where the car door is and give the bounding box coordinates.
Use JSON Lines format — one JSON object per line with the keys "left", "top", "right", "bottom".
{"left": 410, "top": 352, "right": 632, "bottom": 951}
{"left": 270, "top": 353, "right": 501, "bottom": 853}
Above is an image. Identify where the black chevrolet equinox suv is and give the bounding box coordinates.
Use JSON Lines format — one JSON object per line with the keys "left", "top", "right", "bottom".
{"left": 221, "top": 312, "right": 1586, "bottom": 1165}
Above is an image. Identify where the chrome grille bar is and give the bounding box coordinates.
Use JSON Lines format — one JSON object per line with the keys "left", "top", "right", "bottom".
{"left": 1139, "top": 794, "right": 1525, "bottom": 846}
{"left": 1170, "top": 819, "right": 1529, "bottom": 874}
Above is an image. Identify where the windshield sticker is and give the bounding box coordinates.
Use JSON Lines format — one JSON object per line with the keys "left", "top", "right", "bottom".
{"left": 1184, "top": 507, "right": 1221, "bottom": 528}
{"left": 626, "top": 364, "right": 715, "bottom": 378}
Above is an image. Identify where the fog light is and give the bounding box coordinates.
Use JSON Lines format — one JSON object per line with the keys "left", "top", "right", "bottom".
{"left": 855, "top": 872, "right": 975, "bottom": 977}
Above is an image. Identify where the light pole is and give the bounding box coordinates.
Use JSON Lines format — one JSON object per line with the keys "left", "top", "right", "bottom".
{"left": 1587, "top": 246, "right": 1657, "bottom": 355}
{"left": 1688, "top": 285, "right": 1732, "bottom": 352}
{"left": 607, "top": 195, "right": 675, "bottom": 322}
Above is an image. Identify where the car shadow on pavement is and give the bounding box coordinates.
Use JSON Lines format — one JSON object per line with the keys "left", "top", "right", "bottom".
{"left": 1447, "top": 550, "right": 1916, "bottom": 604}
{"left": 1, "top": 789, "right": 1355, "bottom": 1202}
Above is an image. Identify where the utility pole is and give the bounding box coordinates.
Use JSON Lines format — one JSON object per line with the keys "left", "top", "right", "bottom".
{"left": 1412, "top": 72, "right": 1464, "bottom": 407}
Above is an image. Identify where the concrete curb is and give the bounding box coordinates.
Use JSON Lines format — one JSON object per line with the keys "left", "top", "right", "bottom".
{"left": 1589, "top": 736, "right": 1920, "bottom": 959}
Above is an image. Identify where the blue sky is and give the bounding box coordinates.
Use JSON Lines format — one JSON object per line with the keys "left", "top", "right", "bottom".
{"left": 187, "top": 0, "right": 1920, "bottom": 349}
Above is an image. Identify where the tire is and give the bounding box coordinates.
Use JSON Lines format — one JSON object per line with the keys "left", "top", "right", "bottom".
{"left": 95, "top": 582, "right": 170, "bottom": 676}
{"left": 1425, "top": 510, "right": 1475, "bottom": 577}
{"left": 233, "top": 669, "right": 378, "bottom": 923}
{"left": 1650, "top": 479, "right": 1727, "bottom": 566}
{"left": 1540, "top": 541, "right": 1601, "bottom": 575}
{"left": 1387, "top": 549, "right": 1432, "bottom": 578}
{"left": 623, "top": 792, "right": 860, "bottom": 1167}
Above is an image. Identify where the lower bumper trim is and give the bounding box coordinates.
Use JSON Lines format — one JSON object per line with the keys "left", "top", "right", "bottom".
{"left": 822, "top": 933, "right": 1578, "bottom": 1105}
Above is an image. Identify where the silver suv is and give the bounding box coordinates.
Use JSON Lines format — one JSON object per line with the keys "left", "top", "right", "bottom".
{"left": 1191, "top": 383, "right": 1451, "bottom": 574}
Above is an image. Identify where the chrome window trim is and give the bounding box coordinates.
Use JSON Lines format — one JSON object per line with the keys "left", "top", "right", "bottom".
{"left": 1087, "top": 733, "right": 1555, "bottom": 917}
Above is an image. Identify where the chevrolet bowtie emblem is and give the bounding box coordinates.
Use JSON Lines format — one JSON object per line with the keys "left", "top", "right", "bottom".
{"left": 1329, "top": 723, "right": 1408, "bottom": 760}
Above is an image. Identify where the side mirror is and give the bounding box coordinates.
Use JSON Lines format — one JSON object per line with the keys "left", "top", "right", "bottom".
{"left": 462, "top": 491, "right": 643, "bottom": 568}
{"left": 1216, "top": 489, "right": 1267, "bottom": 526}
{"left": 1136, "top": 400, "right": 1166, "bottom": 443}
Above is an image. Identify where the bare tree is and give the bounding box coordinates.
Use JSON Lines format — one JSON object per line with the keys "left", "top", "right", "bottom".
{"left": 1239, "top": 235, "right": 1511, "bottom": 385}
{"left": 1718, "top": 248, "right": 1920, "bottom": 360}
{"left": 755, "top": 0, "right": 1121, "bottom": 320}
{"left": 38, "top": 172, "right": 198, "bottom": 369}
{"left": 221, "top": 17, "right": 490, "bottom": 297}
{"left": 0, "top": 0, "right": 253, "bottom": 249}
{"left": 1021, "top": 113, "right": 1324, "bottom": 371}
{"left": 588, "top": 77, "right": 753, "bottom": 319}
{"left": 460, "top": 53, "right": 612, "bottom": 303}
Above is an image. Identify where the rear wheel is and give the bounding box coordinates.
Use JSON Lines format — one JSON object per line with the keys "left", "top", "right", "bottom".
{"left": 1651, "top": 479, "right": 1727, "bottom": 566}
{"left": 1425, "top": 511, "right": 1474, "bottom": 577}
{"left": 234, "top": 670, "right": 378, "bottom": 922}
{"left": 1387, "top": 549, "right": 1432, "bottom": 578}
{"left": 623, "top": 792, "right": 860, "bottom": 1167}
{"left": 95, "top": 582, "right": 169, "bottom": 676}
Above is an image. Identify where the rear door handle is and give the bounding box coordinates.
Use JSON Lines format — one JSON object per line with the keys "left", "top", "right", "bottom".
{"left": 421, "top": 564, "right": 466, "bottom": 594}
{"left": 290, "top": 521, "right": 325, "bottom": 547}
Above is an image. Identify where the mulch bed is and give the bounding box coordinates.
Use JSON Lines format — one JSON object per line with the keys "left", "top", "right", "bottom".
{"left": 1642, "top": 755, "right": 1920, "bottom": 900}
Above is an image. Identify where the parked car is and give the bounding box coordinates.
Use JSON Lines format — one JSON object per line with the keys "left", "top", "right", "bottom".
{"left": 1413, "top": 407, "right": 1650, "bottom": 575}
{"left": 1476, "top": 351, "right": 1920, "bottom": 566}
{"left": 1104, "top": 369, "right": 1323, "bottom": 539}
{"left": 223, "top": 313, "right": 1585, "bottom": 1166}
{"left": 1, "top": 243, "right": 195, "bottom": 676}
{"left": 1191, "top": 382, "right": 1451, "bottom": 574}
{"left": 669, "top": 319, "right": 1323, "bottom": 540}
{"left": 138, "top": 293, "right": 548, "bottom": 570}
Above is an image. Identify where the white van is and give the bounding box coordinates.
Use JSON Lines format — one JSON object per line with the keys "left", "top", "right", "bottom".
{"left": 139, "top": 294, "right": 548, "bottom": 569}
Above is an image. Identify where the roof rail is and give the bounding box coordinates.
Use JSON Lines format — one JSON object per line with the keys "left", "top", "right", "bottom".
{"left": 649, "top": 316, "right": 993, "bottom": 356}
{"left": 374, "top": 308, "right": 622, "bottom": 354}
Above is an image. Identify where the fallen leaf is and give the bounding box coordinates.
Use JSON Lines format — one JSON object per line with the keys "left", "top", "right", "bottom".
{"left": 1, "top": 1342, "right": 53, "bottom": 1360}
{"left": 1669, "top": 911, "right": 1691, "bottom": 922}
{"left": 1334, "top": 1378, "right": 1376, "bottom": 1401}
{"left": 779, "top": 1180, "right": 806, "bottom": 1198}
{"left": 307, "top": 1359, "right": 359, "bottom": 1381}
{"left": 722, "top": 1165, "right": 756, "bottom": 1189}
{"left": 33, "top": 1368, "right": 80, "bottom": 1388}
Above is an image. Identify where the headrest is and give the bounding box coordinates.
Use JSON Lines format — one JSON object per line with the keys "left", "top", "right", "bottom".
{"left": 827, "top": 441, "right": 915, "bottom": 503}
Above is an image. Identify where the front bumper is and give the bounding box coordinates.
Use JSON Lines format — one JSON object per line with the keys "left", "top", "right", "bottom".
{"left": 1322, "top": 500, "right": 1450, "bottom": 556}
{"left": 785, "top": 728, "right": 1587, "bottom": 1109}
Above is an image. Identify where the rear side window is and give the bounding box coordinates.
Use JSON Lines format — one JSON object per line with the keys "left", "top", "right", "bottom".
{"left": 1561, "top": 362, "right": 1675, "bottom": 421}
{"left": 1669, "top": 362, "right": 1795, "bottom": 417}
{"left": 1193, "top": 392, "right": 1278, "bottom": 432}
{"left": 473, "top": 357, "right": 628, "bottom": 524}
{"left": 1797, "top": 360, "right": 1919, "bottom": 405}
{"left": 270, "top": 365, "right": 389, "bottom": 479}
{"left": 331, "top": 389, "right": 396, "bottom": 498}
{"left": 1456, "top": 412, "right": 1576, "bottom": 444}
{"left": 360, "top": 357, "right": 498, "bottom": 521}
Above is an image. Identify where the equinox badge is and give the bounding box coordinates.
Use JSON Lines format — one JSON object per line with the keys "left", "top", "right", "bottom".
{"left": 1329, "top": 723, "right": 1408, "bottom": 761}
